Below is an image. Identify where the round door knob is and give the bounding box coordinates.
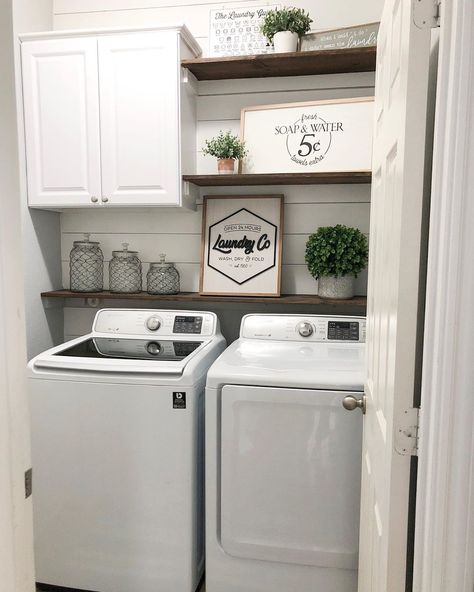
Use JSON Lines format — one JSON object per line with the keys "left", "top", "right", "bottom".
{"left": 90, "top": 195, "right": 98, "bottom": 203}
{"left": 101, "top": 196, "right": 109, "bottom": 203}
{"left": 342, "top": 395, "right": 366, "bottom": 414}
{"left": 297, "top": 321, "right": 314, "bottom": 337}
{"left": 146, "top": 341, "right": 161, "bottom": 356}
{"left": 146, "top": 316, "right": 161, "bottom": 331}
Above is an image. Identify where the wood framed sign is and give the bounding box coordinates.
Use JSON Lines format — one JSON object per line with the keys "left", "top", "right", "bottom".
{"left": 301, "top": 22, "right": 379, "bottom": 52}
{"left": 200, "top": 195, "right": 284, "bottom": 297}
{"left": 208, "top": 4, "right": 280, "bottom": 57}
{"left": 240, "top": 97, "right": 374, "bottom": 174}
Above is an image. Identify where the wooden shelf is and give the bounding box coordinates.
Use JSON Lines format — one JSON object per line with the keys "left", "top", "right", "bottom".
{"left": 183, "top": 171, "right": 371, "bottom": 187}
{"left": 182, "top": 46, "right": 376, "bottom": 81}
{"left": 41, "top": 290, "right": 366, "bottom": 308}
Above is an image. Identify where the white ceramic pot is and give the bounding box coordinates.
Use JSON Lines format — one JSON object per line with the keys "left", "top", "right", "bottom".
{"left": 273, "top": 31, "right": 299, "bottom": 53}
{"left": 318, "top": 275, "right": 355, "bottom": 299}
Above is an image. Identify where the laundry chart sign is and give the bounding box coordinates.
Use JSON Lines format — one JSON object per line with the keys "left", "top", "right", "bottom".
{"left": 209, "top": 4, "right": 279, "bottom": 56}
{"left": 240, "top": 97, "right": 374, "bottom": 174}
{"left": 200, "top": 195, "right": 283, "bottom": 296}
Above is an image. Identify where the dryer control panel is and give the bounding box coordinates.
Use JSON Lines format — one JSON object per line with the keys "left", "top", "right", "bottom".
{"left": 93, "top": 309, "right": 217, "bottom": 338}
{"left": 240, "top": 314, "right": 366, "bottom": 343}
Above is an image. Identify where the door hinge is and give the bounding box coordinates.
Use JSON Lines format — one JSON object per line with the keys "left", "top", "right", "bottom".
{"left": 24, "top": 468, "right": 32, "bottom": 499}
{"left": 395, "top": 408, "right": 420, "bottom": 456}
{"left": 413, "top": 0, "right": 441, "bottom": 28}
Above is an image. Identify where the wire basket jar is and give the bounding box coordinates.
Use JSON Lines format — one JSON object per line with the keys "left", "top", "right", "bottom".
{"left": 109, "top": 243, "right": 142, "bottom": 293}
{"left": 147, "top": 254, "right": 180, "bottom": 295}
{"left": 70, "top": 233, "right": 104, "bottom": 293}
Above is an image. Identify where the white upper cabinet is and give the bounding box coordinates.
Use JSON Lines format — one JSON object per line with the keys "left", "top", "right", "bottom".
{"left": 98, "top": 32, "right": 179, "bottom": 206}
{"left": 20, "top": 27, "right": 200, "bottom": 210}
{"left": 21, "top": 37, "right": 102, "bottom": 208}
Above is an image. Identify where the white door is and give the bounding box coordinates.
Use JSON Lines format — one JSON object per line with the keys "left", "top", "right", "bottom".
{"left": 98, "top": 31, "right": 180, "bottom": 206}
{"left": 21, "top": 37, "right": 101, "bottom": 208}
{"left": 358, "top": 0, "right": 432, "bottom": 590}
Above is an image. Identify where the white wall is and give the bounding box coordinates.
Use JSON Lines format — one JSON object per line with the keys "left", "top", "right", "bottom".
{"left": 53, "top": 0, "right": 383, "bottom": 340}
{"left": 53, "top": 0, "right": 383, "bottom": 55}
{"left": 14, "top": 0, "right": 64, "bottom": 359}
{"left": 0, "top": 2, "right": 35, "bottom": 589}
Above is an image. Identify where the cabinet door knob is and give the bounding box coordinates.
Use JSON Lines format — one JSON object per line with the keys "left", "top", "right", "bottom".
{"left": 101, "top": 196, "right": 109, "bottom": 203}
{"left": 90, "top": 195, "right": 98, "bottom": 203}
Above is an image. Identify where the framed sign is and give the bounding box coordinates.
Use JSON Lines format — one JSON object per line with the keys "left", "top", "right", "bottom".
{"left": 240, "top": 97, "right": 374, "bottom": 174}
{"left": 209, "top": 4, "right": 279, "bottom": 57}
{"left": 301, "top": 22, "right": 379, "bottom": 52}
{"left": 200, "top": 195, "right": 284, "bottom": 297}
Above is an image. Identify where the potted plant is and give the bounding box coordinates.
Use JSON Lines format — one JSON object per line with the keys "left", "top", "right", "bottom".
{"left": 261, "top": 7, "right": 312, "bottom": 53}
{"left": 305, "top": 225, "right": 368, "bottom": 299}
{"left": 202, "top": 130, "right": 248, "bottom": 175}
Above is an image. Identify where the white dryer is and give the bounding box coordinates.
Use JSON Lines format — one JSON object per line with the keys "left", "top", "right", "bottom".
{"left": 28, "top": 309, "right": 226, "bottom": 592}
{"left": 205, "top": 314, "right": 366, "bottom": 592}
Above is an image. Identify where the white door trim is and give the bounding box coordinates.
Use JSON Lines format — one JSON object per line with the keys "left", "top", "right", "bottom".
{"left": 414, "top": 0, "right": 474, "bottom": 590}
{"left": 0, "top": 2, "right": 35, "bottom": 591}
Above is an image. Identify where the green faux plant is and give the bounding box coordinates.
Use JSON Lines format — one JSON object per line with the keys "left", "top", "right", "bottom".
{"left": 202, "top": 130, "right": 248, "bottom": 160}
{"left": 261, "top": 7, "right": 313, "bottom": 43}
{"left": 305, "top": 225, "right": 368, "bottom": 279}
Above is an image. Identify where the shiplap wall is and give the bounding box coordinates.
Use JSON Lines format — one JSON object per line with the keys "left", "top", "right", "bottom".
{"left": 54, "top": 0, "right": 381, "bottom": 340}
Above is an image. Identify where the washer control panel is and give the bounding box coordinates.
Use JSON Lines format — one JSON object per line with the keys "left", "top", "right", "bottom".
{"left": 173, "top": 315, "right": 203, "bottom": 334}
{"left": 241, "top": 314, "right": 366, "bottom": 343}
{"left": 327, "top": 321, "right": 360, "bottom": 341}
{"left": 93, "top": 309, "right": 217, "bottom": 337}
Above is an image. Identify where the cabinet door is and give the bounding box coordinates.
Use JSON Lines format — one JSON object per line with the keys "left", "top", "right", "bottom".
{"left": 21, "top": 38, "right": 101, "bottom": 208}
{"left": 98, "top": 32, "right": 180, "bottom": 206}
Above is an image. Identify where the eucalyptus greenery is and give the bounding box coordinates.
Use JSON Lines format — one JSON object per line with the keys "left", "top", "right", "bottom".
{"left": 305, "top": 225, "right": 368, "bottom": 279}
{"left": 202, "top": 130, "right": 248, "bottom": 160}
{"left": 261, "top": 7, "right": 313, "bottom": 43}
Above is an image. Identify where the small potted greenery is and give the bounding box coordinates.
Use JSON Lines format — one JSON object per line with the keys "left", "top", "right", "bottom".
{"left": 261, "top": 7, "right": 312, "bottom": 53}
{"left": 305, "top": 225, "right": 369, "bottom": 299}
{"left": 202, "top": 130, "right": 248, "bottom": 175}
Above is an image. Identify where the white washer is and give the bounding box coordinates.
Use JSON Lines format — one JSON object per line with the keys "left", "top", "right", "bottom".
{"left": 205, "top": 314, "right": 366, "bottom": 592}
{"left": 28, "top": 308, "right": 226, "bottom": 592}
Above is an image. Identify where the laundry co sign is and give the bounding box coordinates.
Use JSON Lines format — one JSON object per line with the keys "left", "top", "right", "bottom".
{"left": 200, "top": 196, "right": 283, "bottom": 297}
{"left": 240, "top": 97, "right": 374, "bottom": 174}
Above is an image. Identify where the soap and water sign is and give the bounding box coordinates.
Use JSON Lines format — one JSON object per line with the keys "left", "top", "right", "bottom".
{"left": 241, "top": 98, "right": 374, "bottom": 174}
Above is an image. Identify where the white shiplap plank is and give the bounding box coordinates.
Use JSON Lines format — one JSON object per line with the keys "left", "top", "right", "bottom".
{"left": 197, "top": 87, "right": 374, "bottom": 120}
{"left": 198, "top": 184, "right": 371, "bottom": 203}
{"left": 55, "top": 0, "right": 316, "bottom": 13}
{"left": 61, "top": 201, "right": 370, "bottom": 234}
{"left": 54, "top": 0, "right": 383, "bottom": 52}
{"left": 198, "top": 73, "right": 375, "bottom": 96}
{"left": 61, "top": 207, "right": 204, "bottom": 233}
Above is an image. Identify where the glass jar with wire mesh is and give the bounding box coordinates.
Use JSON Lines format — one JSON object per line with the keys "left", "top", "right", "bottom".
{"left": 147, "top": 254, "right": 180, "bottom": 295}
{"left": 109, "top": 243, "right": 142, "bottom": 293}
{"left": 69, "top": 233, "right": 104, "bottom": 292}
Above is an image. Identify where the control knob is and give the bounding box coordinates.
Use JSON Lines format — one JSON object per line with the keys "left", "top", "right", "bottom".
{"left": 146, "top": 316, "right": 161, "bottom": 331}
{"left": 146, "top": 342, "right": 161, "bottom": 356}
{"left": 297, "top": 321, "right": 314, "bottom": 338}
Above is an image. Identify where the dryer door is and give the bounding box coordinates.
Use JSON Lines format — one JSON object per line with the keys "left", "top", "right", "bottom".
{"left": 220, "top": 384, "right": 362, "bottom": 570}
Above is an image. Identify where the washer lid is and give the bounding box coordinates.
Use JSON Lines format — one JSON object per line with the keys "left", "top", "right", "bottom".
{"left": 31, "top": 335, "right": 211, "bottom": 375}
{"left": 206, "top": 338, "right": 365, "bottom": 391}
{"left": 54, "top": 337, "right": 203, "bottom": 362}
